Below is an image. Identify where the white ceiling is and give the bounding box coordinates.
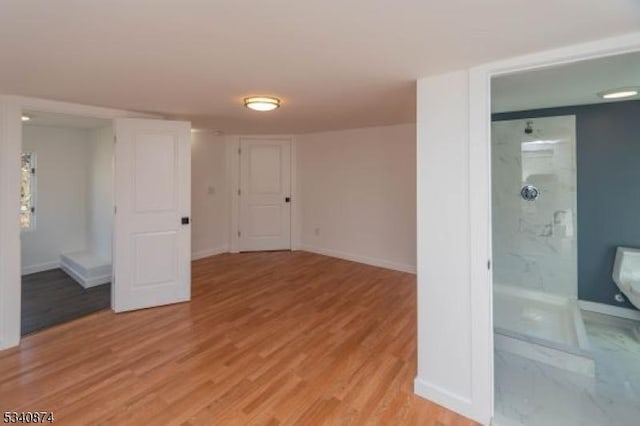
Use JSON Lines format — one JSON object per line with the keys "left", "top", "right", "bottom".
{"left": 1, "top": 1, "right": 639, "bottom": 134}
{"left": 492, "top": 51, "right": 640, "bottom": 113}
{"left": 23, "top": 111, "right": 111, "bottom": 130}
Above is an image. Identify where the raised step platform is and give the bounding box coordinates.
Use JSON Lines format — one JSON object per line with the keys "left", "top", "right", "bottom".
{"left": 60, "top": 251, "right": 111, "bottom": 288}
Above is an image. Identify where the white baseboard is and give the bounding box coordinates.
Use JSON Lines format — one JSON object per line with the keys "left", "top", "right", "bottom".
{"left": 21, "top": 261, "right": 59, "bottom": 276}
{"left": 579, "top": 300, "right": 640, "bottom": 321}
{"left": 414, "top": 377, "right": 485, "bottom": 424}
{"left": 192, "top": 245, "right": 229, "bottom": 261}
{"left": 299, "top": 244, "right": 416, "bottom": 274}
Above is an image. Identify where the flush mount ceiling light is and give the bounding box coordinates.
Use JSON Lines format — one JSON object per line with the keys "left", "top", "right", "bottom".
{"left": 597, "top": 87, "right": 639, "bottom": 100}
{"left": 244, "top": 96, "right": 280, "bottom": 112}
{"left": 21, "top": 115, "right": 31, "bottom": 122}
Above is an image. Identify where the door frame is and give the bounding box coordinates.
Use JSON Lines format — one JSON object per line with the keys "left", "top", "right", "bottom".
{"left": 226, "top": 135, "right": 299, "bottom": 253}
{"left": 468, "top": 33, "right": 640, "bottom": 422}
{"left": 0, "top": 95, "right": 158, "bottom": 350}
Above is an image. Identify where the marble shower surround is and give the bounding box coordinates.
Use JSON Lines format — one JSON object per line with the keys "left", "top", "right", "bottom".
{"left": 492, "top": 115, "right": 577, "bottom": 298}
{"left": 494, "top": 311, "right": 640, "bottom": 426}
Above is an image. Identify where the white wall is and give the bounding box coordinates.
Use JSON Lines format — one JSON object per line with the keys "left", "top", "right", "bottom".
{"left": 296, "top": 124, "right": 416, "bottom": 273}
{"left": 87, "top": 126, "right": 113, "bottom": 261}
{"left": 21, "top": 124, "right": 113, "bottom": 273}
{"left": 21, "top": 125, "right": 91, "bottom": 273}
{"left": 414, "top": 71, "right": 492, "bottom": 424}
{"left": 191, "top": 131, "right": 229, "bottom": 259}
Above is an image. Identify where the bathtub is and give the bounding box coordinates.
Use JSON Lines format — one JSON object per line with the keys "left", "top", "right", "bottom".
{"left": 493, "top": 284, "right": 594, "bottom": 376}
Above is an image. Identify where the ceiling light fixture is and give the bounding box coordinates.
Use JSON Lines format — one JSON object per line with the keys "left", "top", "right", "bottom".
{"left": 21, "top": 115, "right": 31, "bottom": 122}
{"left": 244, "top": 96, "right": 280, "bottom": 112}
{"left": 598, "top": 87, "right": 639, "bottom": 100}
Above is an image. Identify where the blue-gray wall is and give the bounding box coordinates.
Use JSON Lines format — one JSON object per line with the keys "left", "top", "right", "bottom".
{"left": 493, "top": 100, "right": 640, "bottom": 310}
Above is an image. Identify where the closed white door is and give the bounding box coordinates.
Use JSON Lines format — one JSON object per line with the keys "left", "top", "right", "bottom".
{"left": 113, "top": 118, "right": 191, "bottom": 312}
{"left": 239, "top": 138, "right": 291, "bottom": 251}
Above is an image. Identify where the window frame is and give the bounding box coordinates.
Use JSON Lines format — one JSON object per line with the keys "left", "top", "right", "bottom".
{"left": 20, "top": 151, "right": 37, "bottom": 231}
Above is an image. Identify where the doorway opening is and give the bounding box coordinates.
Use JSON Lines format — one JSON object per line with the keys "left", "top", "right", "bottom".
{"left": 20, "top": 111, "right": 113, "bottom": 335}
{"left": 490, "top": 51, "right": 640, "bottom": 425}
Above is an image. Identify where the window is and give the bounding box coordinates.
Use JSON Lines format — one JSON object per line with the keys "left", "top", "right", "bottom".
{"left": 21, "top": 152, "right": 36, "bottom": 229}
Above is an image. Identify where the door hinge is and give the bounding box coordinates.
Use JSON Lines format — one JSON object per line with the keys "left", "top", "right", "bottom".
{"left": 114, "top": 206, "right": 117, "bottom": 214}
{"left": 237, "top": 230, "right": 241, "bottom": 238}
{"left": 487, "top": 260, "right": 491, "bottom": 270}
{"left": 238, "top": 148, "right": 241, "bottom": 155}
{"left": 31, "top": 167, "right": 36, "bottom": 175}
{"left": 237, "top": 189, "right": 241, "bottom": 196}
{"left": 114, "top": 136, "right": 117, "bottom": 144}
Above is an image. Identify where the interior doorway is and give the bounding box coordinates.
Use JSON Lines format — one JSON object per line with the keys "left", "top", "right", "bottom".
{"left": 238, "top": 137, "right": 292, "bottom": 251}
{"left": 0, "top": 96, "right": 193, "bottom": 350}
{"left": 20, "top": 111, "right": 113, "bottom": 335}
{"left": 489, "top": 51, "right": 640, "bottom": 426}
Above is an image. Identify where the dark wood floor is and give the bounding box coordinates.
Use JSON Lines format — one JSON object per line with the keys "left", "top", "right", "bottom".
{"left": 22, "top": 268, "right": 111, "bottom": 336}
{"left": 2, "top": 252, "right": 476, "bottom": 425}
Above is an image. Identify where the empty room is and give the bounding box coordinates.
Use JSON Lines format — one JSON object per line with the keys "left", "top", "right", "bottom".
{"left": 1, "top": 2, "right": 639, "bottom": 425}
{"left": 20, "top": 112, "right": 113, "bottom": 336}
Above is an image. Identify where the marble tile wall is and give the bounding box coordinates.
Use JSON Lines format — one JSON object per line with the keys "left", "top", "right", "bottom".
{"left": 492, "top": 116, "right": 577, "bottom": 298}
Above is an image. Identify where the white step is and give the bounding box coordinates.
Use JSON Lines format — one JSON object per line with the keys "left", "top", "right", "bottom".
{"left": 60, "top": 251, "right": 111, "bottom": 288}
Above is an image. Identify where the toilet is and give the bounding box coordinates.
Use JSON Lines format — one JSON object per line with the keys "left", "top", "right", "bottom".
{"left": 612, "top": 246, "right": 640, "bottom": 339}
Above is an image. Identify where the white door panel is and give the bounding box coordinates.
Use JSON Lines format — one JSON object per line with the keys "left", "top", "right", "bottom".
{"left": 239, "top": 138, "right": 291, "bottom": 251}
{"left": 114, "top": 118, "right": 191, "bottom": 312}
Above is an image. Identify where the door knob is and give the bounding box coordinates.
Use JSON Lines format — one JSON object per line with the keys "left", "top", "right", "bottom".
{"left": 285, "top": 197, "right": 291, "bottom": 203}
{"left": 181, "top": 217, "right": 190, "bottom": 225}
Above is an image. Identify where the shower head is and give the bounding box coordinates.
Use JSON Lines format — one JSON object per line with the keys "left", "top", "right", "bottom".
{"left": 524, "top": 121, "right": 534, "bottom": 135}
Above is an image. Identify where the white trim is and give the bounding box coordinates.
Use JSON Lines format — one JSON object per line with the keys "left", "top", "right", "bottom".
{"left": 227, "top": 136, "right": 240, "bottom": 253}
{"left": 469, "top": 62, "right": 494, "bottom": 425}
{"left": 414, "top": 377, "right": 475, "bottom": 422}
{"left": 473, "top": 33, "right": 640, "bottom": 79}
{"left": 290, "top": 137, "right": 301, "bottom": 250}
{"left": 21, "top": 261, "right": 59, "bottom": 276}
{"left": 4, "top": 95, "right": 159, "bottom": 121}
{"left": 299, "top": 244, "right": 416, "bottom": 274}
{"left": 579, "top": 300, "right": 640, "bottom": 321}
{"left": 191, "top": 246, "right": 229, "bottom": 261}
{"left": 0, "top": 95, "right": 160, "bottom": 350}
{"left": 0, "top": 97, "right": 23, "bottom": 350}
{"left": 467, "top": 31, "right": 640, "bottom": 424}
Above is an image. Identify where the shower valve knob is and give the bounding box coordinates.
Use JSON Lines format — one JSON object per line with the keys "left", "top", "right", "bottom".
{"left": 520, "top": 185, "right": 540, "bottom": 201}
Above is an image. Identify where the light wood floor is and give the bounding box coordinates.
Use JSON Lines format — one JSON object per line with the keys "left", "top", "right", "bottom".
{"left": 0, "top": 252, "right": 476, "bottom": 425}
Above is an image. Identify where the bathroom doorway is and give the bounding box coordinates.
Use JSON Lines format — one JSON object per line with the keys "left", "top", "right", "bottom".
{"left": 490, "top": 51, "right": 640, "bottom": 425}
{"left": 20, "top": 111, "right": 113, "bottom": 335}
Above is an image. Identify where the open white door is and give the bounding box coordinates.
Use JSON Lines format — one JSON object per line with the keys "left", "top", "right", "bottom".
{"left": 239, "top": 138, "right": 291, "bottom": 251}
{"left": 113, "top": 118, "right": 191, "bottom": 312}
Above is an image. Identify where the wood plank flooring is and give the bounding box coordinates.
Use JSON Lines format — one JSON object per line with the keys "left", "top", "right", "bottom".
{"left": 21, "top": 269, "right": 111, "bottom": 336}
{"left": 0, "top": 252, "right": 476, "bottom": 425}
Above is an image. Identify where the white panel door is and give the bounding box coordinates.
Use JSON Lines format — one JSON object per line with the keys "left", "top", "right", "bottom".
{"left": 113, "top": 118, "right": 191, "bottom": 312}
{"left": 239, "top": 138, "right": 291, "bottom": 251}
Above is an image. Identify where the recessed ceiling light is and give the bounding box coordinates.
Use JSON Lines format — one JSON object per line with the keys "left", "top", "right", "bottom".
{"left": 244, "top": 96, "right": 280, "bottom": 112}
{"left": 598, "top": 87, "right": 639, "bottom": 100}
{"left": 21, "top": 115, "right": 31, "bottom": 122}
